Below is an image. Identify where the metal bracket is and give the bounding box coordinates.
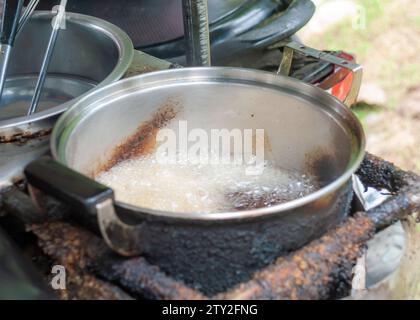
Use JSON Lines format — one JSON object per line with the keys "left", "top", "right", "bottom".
{"left": 272, "top": 40, "right": 363, "bottom": 107}
{"left": 278, "top": 46, "right": 294, "bottom": 76}
{"left": 182, "top": 0, "right": 211, "bottom": 66}
{"left": 96, "top": 199, "right": 141, "bottom": 257}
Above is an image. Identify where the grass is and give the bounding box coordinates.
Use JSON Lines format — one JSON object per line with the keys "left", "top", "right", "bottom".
{"left": 352, "top": 102, "right": 381, "bottom": 122}
{"left": 312, "top": 0, "right": 390, "bottom": 60}
{"left": 297, "top": 0, "right": 420, "bottom": 174}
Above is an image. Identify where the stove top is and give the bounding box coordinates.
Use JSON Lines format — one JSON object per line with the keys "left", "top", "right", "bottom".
{"left": 1, "top": 153, "right": 419, "bottom": 300}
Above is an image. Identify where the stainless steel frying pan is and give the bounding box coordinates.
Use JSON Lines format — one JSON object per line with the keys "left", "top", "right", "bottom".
{"left": 25, "top": 67, "right": 365, "bottom": 295}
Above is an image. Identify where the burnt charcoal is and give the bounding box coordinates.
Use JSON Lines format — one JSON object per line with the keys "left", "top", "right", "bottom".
{"left": 216, "top": 171, "right": 419, "bottom": 300}
{"left": 29, "top": 222, "right": 132, "bottom": 300}
{"left": 1, "top": 186, "right": 69, "bottom": 224}
{"left": 357, "top": 153, "right": 419, "bottom": 192}
{"left": 367, "top": 183, "right": 420, "bottom": 231}
{"left": 216, "top": 213, "right": 374, "bottom": 300}
{"left": 93, "top": 255, "right": 207, "bottom": 300}
{"left": 30, "top": 221, "right": 205, "bottom": 300}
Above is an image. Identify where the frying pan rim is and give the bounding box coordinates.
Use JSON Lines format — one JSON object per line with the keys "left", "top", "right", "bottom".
{"left": 51, "top": 66, "right": 366, "bottom": 221}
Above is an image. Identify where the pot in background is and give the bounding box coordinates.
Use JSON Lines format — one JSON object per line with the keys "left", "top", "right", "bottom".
{"left": 0, "top": 11, "right": 134, "bottom": 186}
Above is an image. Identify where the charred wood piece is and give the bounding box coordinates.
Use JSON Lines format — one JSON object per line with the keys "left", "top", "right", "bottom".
{"left": 367, "top": 182, "right": 420, "bottom": 231}
{"left": 1, "top": 186, "right": 69, "bottom": 223}
{"left": 357, "top": 153, "right": 419, "bottom": 192}
{"left": 30, "top": 222, "right": 205, "bottom": 300}
{"left": 217, "top": 182, "right": 420, "bottom": 300}
{"left": 216, "top": 214, "right": 374, "bottom": 300}
{"left": 94, "top": 256, "right": 207, "bottom": 300}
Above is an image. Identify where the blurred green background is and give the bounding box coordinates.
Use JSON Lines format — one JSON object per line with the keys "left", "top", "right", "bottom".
{"left": 299, "top": 0, "right": 420, "bottom": 173}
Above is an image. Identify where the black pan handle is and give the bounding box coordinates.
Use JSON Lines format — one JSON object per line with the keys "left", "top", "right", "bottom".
{"left": 0, "top": 0, "right": 24, "bottom": 46}
{"left": 24, "top": 157, "right": 140, "bottom": 257}
{"left": 24, "top": 156, "right": 114, "bottom": 216}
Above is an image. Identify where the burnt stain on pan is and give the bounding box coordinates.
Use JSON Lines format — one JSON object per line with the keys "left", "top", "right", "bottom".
{"left": 305, "top": 147, "right": 339, "bottom": 188}
{"left": 0, "top": 129, "right": 52, "bottom": 145}
{"left": 305, "top": 148, "right": 345, "bottom": 210}
{"left": 225, "top": 190, "right": 294, "bottom": 211}
{"left": 92, "top": 100, "right": 180, "bottom": 177}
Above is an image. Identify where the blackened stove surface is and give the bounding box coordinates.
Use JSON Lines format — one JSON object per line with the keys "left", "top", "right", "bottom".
{"left": 1, "top": 154, "right": 419, "bottom": 299}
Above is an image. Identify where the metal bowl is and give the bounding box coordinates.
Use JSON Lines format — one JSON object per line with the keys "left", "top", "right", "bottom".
{"left": 0, "top": 11, "right": 133, "bottom": 185}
